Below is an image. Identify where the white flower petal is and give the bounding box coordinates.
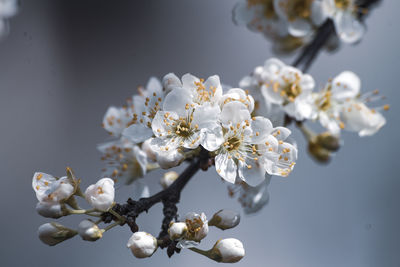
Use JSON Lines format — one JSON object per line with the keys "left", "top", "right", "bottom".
{"left": 215, "top": 153, "right": 237, "bottom": 184}
{"left": 331, "top": 71, "right": 361, "bottom": 100}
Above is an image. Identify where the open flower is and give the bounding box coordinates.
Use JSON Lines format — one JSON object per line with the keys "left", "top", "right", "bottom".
{"left": 215, "top": 101, "right": 297, "bottom": 186}
{"left": 102, "top": 106, "right": 133, "bottom": 137}
{"left": 312, "top": 0, "right": 365, "bottom": 43}
{"left": 85, "top": 178, "right": 115, "bottom": 211}
{"left": 122, "top": 77, "right": 166, "bottom": 143}
{"left": 177, "top": 212, "right": 209, "bottom": 249}
{"left": 32, "top": 172, "right": 75, "bottom": 204}
{"left": 150, "top": 87, "right": 223, "bottom": 154}
{"left": 312, "top": 71, "right": 387, "bottom": 136}
{"left": 260, "top": 58, "right": 315, "bottom": 120}
{"left": 98, "top": 138, "right": 148, "bottom": 185}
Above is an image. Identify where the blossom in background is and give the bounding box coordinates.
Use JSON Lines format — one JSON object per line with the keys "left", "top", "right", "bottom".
{"left": 122, "top": 77, "right": 168, "bottom": 143}
{"left": 312, "top": 0, "right": 365, "bottom": 43}
{"left": 102, "top": 106, "right": 133, "bottom": 137}
{"left": 32, "top": 172, "right": 75, "bottom": 204}
{"left": 84, "top": 178, "right": 115, "bottom": 211}
{"left": 98, "top": 138, "right": 148, "bottom": 185}
{"left": 311, "top": 71, "right": 387, "bottom": 136}
{"left": 0, "top": 0, "right": 17, "bottom": 38}
{"left": 228, "top": 175, "right": 272, "bottom": 214}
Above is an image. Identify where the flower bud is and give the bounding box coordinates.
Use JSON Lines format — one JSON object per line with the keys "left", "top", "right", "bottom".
{"left": 209, "top": 209, "right": 240, "bottom": 230}
{"left": 85, "top": 178, "right": 115, "bottom": 211}
{"left": 160, "top": 171, "right": 179, "bottom": 189}
{"left": 141, "top": 138, "right": 157, "bottom": 162}
{"left": 162, "top": 73, "right": 181, "bottom": 93}
{"left": 78, "top": 220, "right": 103, "bottom": 241}
{"left": 168, "top": 222, "right": 187, "bottom": 240}
{"left": 308, "top": 140, "right": 331, "bottom": 163}
{"left": 156, "top": 150, "right": 184, "bottom": 169}
{"left": 127, "top": 232, "right": 158, "bottom": 258}
{"left": 210, "top": 238, "right": 245, "bottom": 263}
{"left": 38, "top": 222, "right": 77, "bottom": 246}
{"left": 315, "top": 132, "right": 340, "bottom": 152}
{"left": 36, "top": 202, "right": 67, "bottom": 219}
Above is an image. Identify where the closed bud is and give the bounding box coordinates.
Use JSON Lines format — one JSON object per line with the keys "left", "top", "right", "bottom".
{"left": 209, "top": 209, "right": 240, "bottom": 230}
{"left": 315, "top": 132, "right": 340, "bottom": 152}
{"left": 38, "top": 222, "right": 77, "bottom": 246}
{"left": 210, "top": 238, "right": 245, "bottom": 263}
{"left": 308, "top": 140, "right": 331, "bottom": 163}
{"left": 160, "top": 171, "right": 179, "bottom": 189}
{"left": 78, "top": 220, "right": 103, "bottom": 241}
{"left": 168, "top": 222, "right": 187, "bottom": 240}
{"left": 127, "top": 232, "right": 158, "bottom": 258}
{"left": 36, "top": 202, "right": 67, "bottom": 219}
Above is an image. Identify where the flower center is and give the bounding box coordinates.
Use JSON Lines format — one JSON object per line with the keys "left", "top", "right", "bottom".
{"left": 247, "top": 0, "right": 275, "bottom": 18}
{"left": 185, "top": 217, "right": 204, "bottom": 240}
{"left": 174, "top": 121, "right": 193, "bottom": 138}
{"left": 316, "top": 90, "right": 332, "bottom": 111}
{"left": 225, "top": 136, "right": 242, "bottom": 152}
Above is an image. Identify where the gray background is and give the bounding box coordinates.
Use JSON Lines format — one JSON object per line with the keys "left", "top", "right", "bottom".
{"left": 0, "top": 0, "right": 398, "bottom": 266}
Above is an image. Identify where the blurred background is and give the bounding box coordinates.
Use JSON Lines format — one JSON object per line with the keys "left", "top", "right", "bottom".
{"left": 0, "top": 0, "right": 399, "bottom": 266}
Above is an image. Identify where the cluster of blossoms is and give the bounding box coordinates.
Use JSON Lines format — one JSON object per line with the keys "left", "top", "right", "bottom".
{"left": 32, "top": 167, "right": 245, "bottom": 263}
{"left": 241, "top": 57, "right": 388, "bottom": 162}
{"left": 33, "top": 169, "right": 117, "bottom": 245}
{"left": 233, "top": 0, "right": 368, "bottom": 53}
{"left": 101, "top": 73, "right": 297, "bottom": 188}
{"left": 0, "top": 0, "right": 17, "bottom": 38}
{"left": 128, "top": 210, "right": 244, "bottom": 263}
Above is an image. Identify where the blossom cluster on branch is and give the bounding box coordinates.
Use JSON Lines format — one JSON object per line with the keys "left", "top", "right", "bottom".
{"left": 30, "top": 0, "right": 388, "bottom": 264}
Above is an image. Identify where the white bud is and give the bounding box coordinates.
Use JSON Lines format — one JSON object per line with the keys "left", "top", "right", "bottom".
{"left": 168, "top": 222, "right": 187, "bottom": 240}
{"left": 211, "top": 238, "right": 245, "bottom": 263}
{"left": 36, "top": 202, "right": 66, "bottom": 219}
{"left": 156, "top": 149, "right": 184, "bottom": 169}
{"left": 209, "top": 209, "right": 240, "bottom": 230}
{"left": 85, "top": 178, "right": 115, "bottom": 211}
{"left": 127, "top": 232, "right": 158, "bottom": 258}
{"left": 38, "top": 222, "right": 77, "bottom": 246}
{"left": 78, "top": 220, "right": 103, "bottom": 241}
{"left": 160, "top": 171, "right": 179, "bottom": 189}
{"left": 141, "top": 139, "right": 157, "bottom": 162}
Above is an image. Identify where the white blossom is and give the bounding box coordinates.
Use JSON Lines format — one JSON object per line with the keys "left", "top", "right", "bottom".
{"left": 102, "top": 106, "right": 133, "bottom": 137}
{"left": 38, "top": 222, "right": 77, "bottom": 246}
{"left": 160, "top": 171, "right": 179, "bottom": 189}
{"left": 122, "top": 77, "right": 166, "bottom": 143}
{"left": 210, "top": 238, "right": 245, "bottom": 263}
{"left": 0, "top": 0, "right": 17, "bottom": 37}
{"left": 168, "top": 222, "right": 188, "bottom": 240}
{"left": 36, "top": 202, "right": 66, "bottom": 219}
{"left": 311, "top": 71, "right": 387, "bottom": 136}
{"left": 32, "top": 172, "right": 75, "bottom": 204}
{"left": 98, "top": 138, "right": 148, "bottom": 185}
{"left": 85, "top": 178, "right": 115, "bottom": 211}
{"left": 127, "top": 232, "right": 158, "bottom": 258}
{"left": 177, "top": 212, "right": 209, "bottom": 249}
{"left": 312, "top": 0, "right": 365, "bottom": 43}
{"left": 260, "top": 58, "right": 315, "bottom": 120}
{"left": 215, "top": 101, "right": 297, "bottom": 186}
{"left": 209, "top": 209, "right": 241, "bottom": 230}
{"left": 150, "top": 86, "right": 223, "bottom": 154}
{"left": 78, "top": 220, "right": 103, "bottom": 242}
{"left": 233, "top": 0, "right": 308, "bottom": 53}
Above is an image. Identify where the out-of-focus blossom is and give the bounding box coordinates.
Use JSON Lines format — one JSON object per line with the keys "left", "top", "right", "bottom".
{"left": 160, "top": 171, "right": 179, "bottom": 189}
